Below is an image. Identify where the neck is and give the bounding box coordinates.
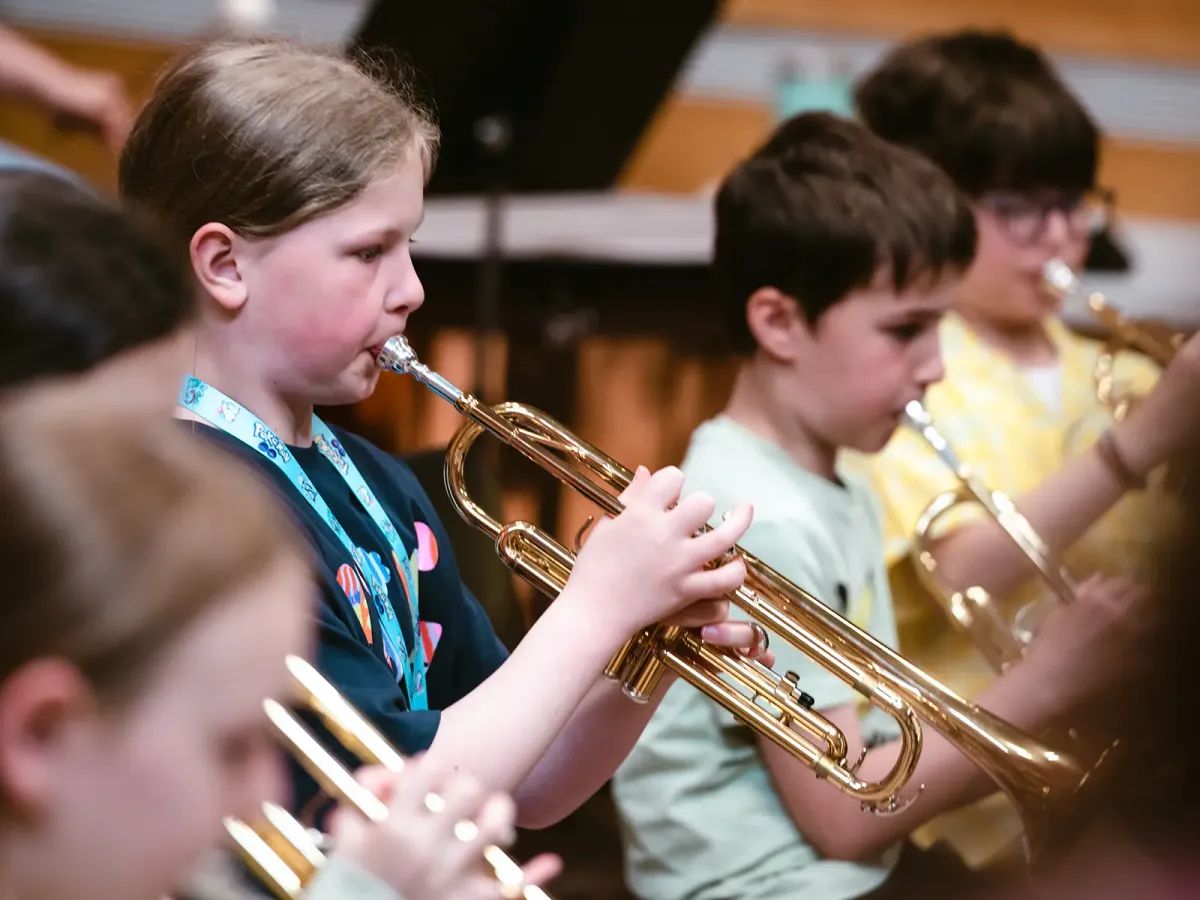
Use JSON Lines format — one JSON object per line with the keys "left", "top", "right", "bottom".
{"left": 723, "top": 355, "right": 839, "bottom": 481}
{"left": 956, "top": 306, "right": 1057, "bottom": 366}
{"left": 181, "top": 336, "right": 315, "bottom": 446}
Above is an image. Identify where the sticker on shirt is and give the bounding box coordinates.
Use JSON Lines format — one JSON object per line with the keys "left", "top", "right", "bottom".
{"left": 336, "top": 564, "right": 373, "bottom": 645}
{"left": 336, "top": 550, "right": 407, "bottom": 685}
{"left": 418, "top": 620, "right": 443, "bottom": 669}
{"left": 414, "top": 521, "right": 439, "bottom": 571}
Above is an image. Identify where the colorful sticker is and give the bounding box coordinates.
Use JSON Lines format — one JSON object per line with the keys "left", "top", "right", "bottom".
{"left": 418, "top": 620, "right": 443, "bottom": 668}
{"left": 414, "top": 521, "right": 439, "bottom": 572}
{"left": 336, "top": 564, "right": 373, "bottom": 644}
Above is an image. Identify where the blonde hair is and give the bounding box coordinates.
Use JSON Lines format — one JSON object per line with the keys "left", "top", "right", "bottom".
{"left": 119, "top": 39, "right": 439, "bottom": 242}
{"left": 0, "top": 379, "right": 309, "bottom": 704}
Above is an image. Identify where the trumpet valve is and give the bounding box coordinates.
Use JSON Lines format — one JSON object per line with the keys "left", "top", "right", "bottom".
{"left": 780, "top": 670, "right": 816, "bottom": 710}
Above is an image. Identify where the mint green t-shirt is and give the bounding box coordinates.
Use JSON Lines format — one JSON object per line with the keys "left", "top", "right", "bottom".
{"left": 612, "top": 416, "right": 902, "bottom": 900}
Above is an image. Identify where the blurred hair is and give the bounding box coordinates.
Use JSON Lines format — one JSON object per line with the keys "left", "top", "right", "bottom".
{"left": 854, "top": 30, "right": 1099, "bottom": 197}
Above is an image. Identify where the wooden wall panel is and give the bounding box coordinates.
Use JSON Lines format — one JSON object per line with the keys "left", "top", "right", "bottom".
{"left": 619, "top": 96, "right": 772, "bottom": 194}
{"left": 724, "top": 0, "right": 1200, "bottom": 65}
{"left": 619, "top": 97, "right": 1200, "bottom": 220}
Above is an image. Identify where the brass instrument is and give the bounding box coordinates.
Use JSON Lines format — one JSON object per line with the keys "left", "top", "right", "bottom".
{"left": 1044, "top": 259, "right": 1185, "bottom": 419}
{"left": 225, "top": 655, "right": 549, "bottom": 900}
{"left": 377, "top": 336, "right": 1101, "bottom": 859}
{"left": 904, "top": 401, "right": 1078, "bottom": 672}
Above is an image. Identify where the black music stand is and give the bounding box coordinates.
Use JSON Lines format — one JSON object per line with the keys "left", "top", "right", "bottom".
{"left": 352, "top": 0, "right": 720, "bottom": 195}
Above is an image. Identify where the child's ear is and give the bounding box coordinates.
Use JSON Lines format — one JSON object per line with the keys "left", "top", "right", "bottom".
{"left": 0, "top": 659, "right": 95, "bottom": 817}
{"left": 190, "top": 223, "right": 248, "bottom": 313}
{"left": 745, "top": 287, "right": 808, "bottom": 361}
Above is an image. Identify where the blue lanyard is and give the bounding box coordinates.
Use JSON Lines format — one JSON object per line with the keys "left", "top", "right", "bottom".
{"left": 180, "top": 376, "right": 428, "bottom": 709}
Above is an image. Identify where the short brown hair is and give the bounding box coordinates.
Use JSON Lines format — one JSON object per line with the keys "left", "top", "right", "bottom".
{"left": 0, "top": 379, "right": 309, "bottom": 705}
{"left": 119, "top": 39, "right": 439, "bottom": 244}
{"left": 854, "top": 30, "right": 1099, "bottom": 197}
{"left": 714, "top": 112, "right": 976, "bottom": 353}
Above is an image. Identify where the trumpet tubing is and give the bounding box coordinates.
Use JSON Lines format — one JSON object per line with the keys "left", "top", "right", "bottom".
{"left": 225, "top": 655, "right": 549, "bottom": 900}
{"left": 378, "top": 336, "right": 1100, "bottom": 859}
{"left": 904, "top": 400, "right": 1077, "bottom": 672}
{"left": 1044, "top": 259, "right": 1185, "bottom": 419}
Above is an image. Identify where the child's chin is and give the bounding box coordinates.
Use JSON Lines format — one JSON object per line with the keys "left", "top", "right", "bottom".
{"left": 321, "top": 370, "right": 380, "bottom": 406}
{"left": 853, "top": 423, "right": 900, "bottom": 454}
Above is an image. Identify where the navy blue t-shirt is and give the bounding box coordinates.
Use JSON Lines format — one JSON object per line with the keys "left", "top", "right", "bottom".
{"left": 186, "top": 421, "right": 509, "bottom": 806}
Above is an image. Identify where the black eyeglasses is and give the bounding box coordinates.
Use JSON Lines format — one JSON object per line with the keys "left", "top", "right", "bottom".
{"left": 976, "top": 188, "right": 1116, "bottom": 245}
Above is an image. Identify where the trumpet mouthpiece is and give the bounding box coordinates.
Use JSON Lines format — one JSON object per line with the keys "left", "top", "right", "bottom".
{"left": 375, "top": 336, "right": 418, "bottom": 374}
{"left": 1042, "top": 259, "right": 1080, "bottom": 298}
{"left": 903, "top": 400, "right": 931, "bottom": 428}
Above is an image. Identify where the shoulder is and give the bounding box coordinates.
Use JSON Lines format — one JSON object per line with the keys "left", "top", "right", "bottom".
{"left": 840, "top": 468, "right": 884, "bottom": 525}
{"left": 682, "top": 417, "right": 804, "bottom": 516}
{"left": 328, "top": 425, "right": 432, "bottom": 506}
{"left": 681, "top": 417, "right": 736, "bottom": 473}
{"left": 936, "top": 312, "right": 976, "bottom": 362}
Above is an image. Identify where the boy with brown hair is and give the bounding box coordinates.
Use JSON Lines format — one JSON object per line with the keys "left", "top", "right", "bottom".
{"left": 611, "top": 111, "right": 1165, "bottom": 900}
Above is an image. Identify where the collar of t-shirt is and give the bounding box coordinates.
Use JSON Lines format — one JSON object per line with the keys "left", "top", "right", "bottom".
{"left": 1019, "top": 361, "right": 1064, "bottom": 414}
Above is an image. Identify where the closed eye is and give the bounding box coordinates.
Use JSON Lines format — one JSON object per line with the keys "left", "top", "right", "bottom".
{"left": 886, "top": 322, "right": 925, "bottom": 341}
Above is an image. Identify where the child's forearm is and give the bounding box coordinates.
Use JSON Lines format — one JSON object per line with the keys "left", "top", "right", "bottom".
{"left": 426, "top": 585, "right": 629, "bottom": 813}
{"left": 930, "top": 376, "right": 1183, "bottom": 600}
{"left": 509, "top": 672, "right": 675, "bottom": 827}
{"left": 763, "top": 655, "right": 1076, "bottom": 861}
{"left": 0, "top": 27, "right": 75, "bottom": 106}
{"left": 930, "top": 443, "right": 1126, "bottom": 599}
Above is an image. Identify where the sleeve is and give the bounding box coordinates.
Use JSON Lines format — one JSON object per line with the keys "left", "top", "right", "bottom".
{"left": 304, "top": 858, "right": 404, "bottom": 900}
{"left": 716, "top": 517, "right": 861, "bottom": 717}
{"left": 313, "top": 588, "right": 442, "bottom": 755}
{"left": 287, "top": 585, "right": 444, "bottom": 819}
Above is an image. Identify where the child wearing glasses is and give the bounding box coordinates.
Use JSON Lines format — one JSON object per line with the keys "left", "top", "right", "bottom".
{"left": 853, "top": 29, "right": 1200, "bottom": 870}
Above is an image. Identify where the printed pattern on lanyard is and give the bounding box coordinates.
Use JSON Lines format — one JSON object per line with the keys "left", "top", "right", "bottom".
{"left": 179, "top": 376, "right": 429, "bottom": 709}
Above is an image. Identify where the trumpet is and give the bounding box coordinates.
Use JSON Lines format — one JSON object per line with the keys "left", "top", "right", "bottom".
{"left": 225, "top": 655, "right": 549, "bottom": 900}
{"left": 1044, "top": 259, "right": 1185, "bottom": 419}
{"left": 903, "top": 401, "right": 1077, "bottom": 672}
{"left": 377, "top": 336, "right": 1102, "bottom": 859}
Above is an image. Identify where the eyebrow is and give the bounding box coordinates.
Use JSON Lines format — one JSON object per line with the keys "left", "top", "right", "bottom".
{"left": 345, "top": 220, "right": 416, "bottom": 243}
{"left": 882, "top": 305, "right": 944, "bottom": 322}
